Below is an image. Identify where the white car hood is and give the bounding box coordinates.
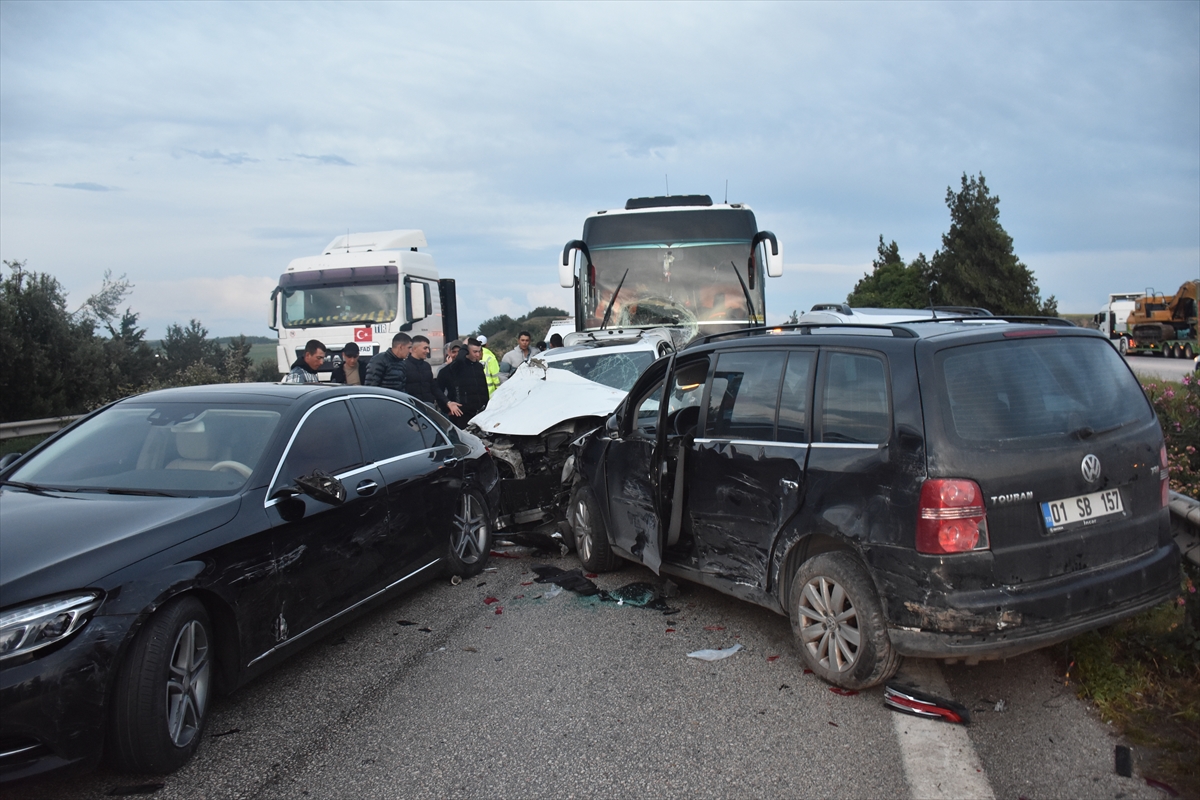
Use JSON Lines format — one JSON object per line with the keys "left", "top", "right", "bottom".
{"left": 470, "top": 361, "right": 627, "bottom": 437}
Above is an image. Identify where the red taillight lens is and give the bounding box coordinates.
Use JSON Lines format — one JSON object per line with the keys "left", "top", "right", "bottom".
{"left": 917, "top": 479, "right": 989, "bottom": 554}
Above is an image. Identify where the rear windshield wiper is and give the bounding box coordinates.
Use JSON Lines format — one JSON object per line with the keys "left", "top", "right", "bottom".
{"left": 1070, "top": 422, "right": 1126, "bottom": 440}
{"left": 0, "top": 479, "right": 56, "bottom": 496}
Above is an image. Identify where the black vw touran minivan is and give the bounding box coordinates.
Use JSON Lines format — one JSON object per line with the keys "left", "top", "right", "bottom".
{"left": 568, "top": 318, "right": 1179, "bottom": 689}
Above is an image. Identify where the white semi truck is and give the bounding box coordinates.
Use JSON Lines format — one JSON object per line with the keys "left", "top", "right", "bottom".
{"left": 269, "top": 230, "right": 458, "bottom": 378}
{"left": 1090, "top": 292, "right": 1142, "bottom": 354}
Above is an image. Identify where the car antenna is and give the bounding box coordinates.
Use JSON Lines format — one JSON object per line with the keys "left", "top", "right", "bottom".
{"left": 665, "top": 174, "right": 669, "bottom": 196}
{"left": 928, "top": 281, "right": 939, "bottom": 320}
{"left": 724, "top": 180, "right": 728, "bottom": 203}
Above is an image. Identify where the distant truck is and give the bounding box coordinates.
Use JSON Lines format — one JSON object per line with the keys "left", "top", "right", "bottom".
{"left": 1090, "top": 292, "right": 1142, "bottom": 354}
{"left": 269, "top": 230, "right": 459, "bottom": 378}
{"left": 1126, "top": 280, "right": 1198, "bottom": 359}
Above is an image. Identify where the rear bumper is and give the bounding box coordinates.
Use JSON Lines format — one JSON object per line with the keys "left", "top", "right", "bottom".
{"left": 879, "top": 542, "right": 1180, "bottom": 660}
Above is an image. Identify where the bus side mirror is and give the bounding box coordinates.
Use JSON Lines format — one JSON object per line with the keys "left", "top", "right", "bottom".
{"left": 753, "top": 231, "right": 784, "bottom": 278}
{"left": 560, "top": 240, "right": 591, "bottom": 288}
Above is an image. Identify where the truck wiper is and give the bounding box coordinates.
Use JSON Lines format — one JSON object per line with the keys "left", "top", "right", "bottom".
{"left": 730, "top": 262, "right": 759, "bottom": 325}
{"left": 600, "top": 269, "right": 630, "bottom": 330}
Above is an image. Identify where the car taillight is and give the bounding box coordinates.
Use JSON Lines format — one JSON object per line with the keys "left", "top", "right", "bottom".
{"left": 917, "top": 479, "right": 989, "bottom": 554}
{"left": 1160, "top": 444, "right": 1169, "bottom": 508}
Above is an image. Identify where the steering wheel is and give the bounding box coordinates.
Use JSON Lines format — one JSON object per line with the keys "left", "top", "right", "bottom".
{"left": 209, "top": 460, "right": 252, "bottom": 479}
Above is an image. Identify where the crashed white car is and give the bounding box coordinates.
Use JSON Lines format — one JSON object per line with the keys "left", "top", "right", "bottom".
{"left": 469, "top": 328, "right": 678, "bottom": 534}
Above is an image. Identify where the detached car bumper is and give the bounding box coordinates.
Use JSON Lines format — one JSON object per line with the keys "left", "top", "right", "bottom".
{"left": 875, "top": 542, "right": 1180, "bottom": 660}
{"left": 0, "top": 615, "right": 130, "bottom": 783}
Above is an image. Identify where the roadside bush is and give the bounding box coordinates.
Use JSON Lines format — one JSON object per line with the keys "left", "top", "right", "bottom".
{"left": 1141, "top": 375, "right": 1200, "bottom": 499}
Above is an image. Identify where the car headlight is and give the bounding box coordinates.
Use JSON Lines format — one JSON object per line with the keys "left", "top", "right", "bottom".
{"left": 0, "top": 592, "right": 103, "bottom": 661}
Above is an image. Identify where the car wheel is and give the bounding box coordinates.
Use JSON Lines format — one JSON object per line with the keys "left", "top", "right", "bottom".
{"left": 447, "top": 489, "right": 491, "bottom": 577}
{"left": 570, "top": 485, "right": 617, "bottom": 572}
{"left": 789, "top": 552, "right": 900, "bottom": 690}
{"left": 108, "top": 596, "right": 213, "bottom": 774}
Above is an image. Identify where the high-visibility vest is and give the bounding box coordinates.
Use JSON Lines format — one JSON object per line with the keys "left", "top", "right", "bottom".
{"left": 481, "top": 348, "right": 500, "bottom": 396}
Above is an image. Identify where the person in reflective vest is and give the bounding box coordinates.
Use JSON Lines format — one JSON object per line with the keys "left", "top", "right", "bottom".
{"left": 477, "top": 334, "right": 501, "bottom": 397}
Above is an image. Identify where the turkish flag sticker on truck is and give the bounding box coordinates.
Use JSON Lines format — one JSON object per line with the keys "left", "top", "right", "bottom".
{"left": 354, "top": 327, "right": 373, "bottom": 342}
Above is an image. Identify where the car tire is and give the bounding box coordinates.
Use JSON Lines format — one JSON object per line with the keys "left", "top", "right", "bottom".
{"left": 447, "top": 488, "right": 491, "bottom": 577}
{"left": 789, "top": 552, "right": 900, "bottom": 690}
{"left": 570, "top": 485, "right": 617, "bottom": 573}
{"left": 108, "top": 596, "right": 213, "bottom": 774}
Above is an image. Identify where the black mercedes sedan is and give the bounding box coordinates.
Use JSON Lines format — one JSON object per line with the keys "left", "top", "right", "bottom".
{"left": 0, "top": 383, "right": 499, "bottom": 783}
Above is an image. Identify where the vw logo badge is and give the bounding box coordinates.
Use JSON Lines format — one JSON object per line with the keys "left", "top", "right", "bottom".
{"left": 1081, "top": 454, "right": 1102, "bottom": 484}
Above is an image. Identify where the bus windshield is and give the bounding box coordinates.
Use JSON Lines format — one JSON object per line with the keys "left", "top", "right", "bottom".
{"left": 579, "top": 209, "right": 765, "bottom": 334}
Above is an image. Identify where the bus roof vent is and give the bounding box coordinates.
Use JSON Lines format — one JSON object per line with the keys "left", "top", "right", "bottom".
{"left": 624, "top": 195, "right": 713, "bottom": 210}
{"left": 323, "top": 229, "right": 427, "bottom": 254}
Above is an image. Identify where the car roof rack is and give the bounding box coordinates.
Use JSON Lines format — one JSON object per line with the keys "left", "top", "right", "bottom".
{"left": 684, "top": 315, "right": 1075, "bottom": 348}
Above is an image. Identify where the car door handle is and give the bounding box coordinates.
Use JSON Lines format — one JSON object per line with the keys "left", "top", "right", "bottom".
{"left": 442, "top": 457, "right": 461, "bottom": 469}
{"left": 780, "top": 479, "right": 798, "bottom": 491}
{"left": 356, "top": 480, "right": 378, "bottom": 496}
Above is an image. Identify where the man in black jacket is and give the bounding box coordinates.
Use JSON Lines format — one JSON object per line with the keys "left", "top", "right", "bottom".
{"left": 436, "top": 338, "right": 488, "bottom": 428}
{"left": 365, "top": 333, "right": 411, "bottom": 391}
{"left": 404, "top": 335, "right": 462, "bottom": 418}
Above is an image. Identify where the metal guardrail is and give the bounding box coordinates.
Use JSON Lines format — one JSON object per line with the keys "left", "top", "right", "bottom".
{"left": 1169, "top": 490, "right": 1200, "bottom": 568}
{"left": 0, "top": 415, "right": 82, "bottom": 440}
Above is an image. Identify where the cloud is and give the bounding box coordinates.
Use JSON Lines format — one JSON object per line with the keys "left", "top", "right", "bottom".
{"left": 295, "top": 153, "right": 354, "bottom": 166}
{"left": 53, "top": 182, "right": 116, "bottom": 191}
{"left": 183, "top": 149, "right": 259, "bottom": 165}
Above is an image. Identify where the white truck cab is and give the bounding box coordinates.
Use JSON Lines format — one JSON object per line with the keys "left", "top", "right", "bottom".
{"left": 1091, "top": 292, "right": 1142, "bottom": 354}
{"left": 269, "top": 230, "right": 458, "bottom": 377}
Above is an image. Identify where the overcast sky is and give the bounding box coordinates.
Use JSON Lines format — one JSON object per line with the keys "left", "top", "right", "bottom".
{"left": 2, "top": 1, "right": 1197, "bottom": 338}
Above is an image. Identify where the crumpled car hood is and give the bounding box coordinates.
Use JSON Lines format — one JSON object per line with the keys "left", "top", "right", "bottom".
{"left": 470, "top": 363, "right": 627, "bottom": 437}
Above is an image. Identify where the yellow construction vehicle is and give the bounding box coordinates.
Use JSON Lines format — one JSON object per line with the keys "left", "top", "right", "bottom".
{"left": 1126, "top": 279, "right": 1198, "bottom": 358}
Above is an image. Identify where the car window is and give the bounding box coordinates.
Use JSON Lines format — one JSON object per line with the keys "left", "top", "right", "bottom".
{"left": 275, "top": 401, "right": 363, "bottom": 489}
{"left": 631, "top": 377, "right": 666, "bottom": 437}
{"left": 777, "top": 351, "right": 815, "bottom": 443}
{"left": 705, "top": 351, "right": 786, "bottom": 441}
{"left": 820, "top": 352, "right": 890, "bottom": 444}
{"left": 937, "top": 336, "right": 1153, "bottom": 444}
{"left": 352, "top": 397, "right": 436, "bottom": 462}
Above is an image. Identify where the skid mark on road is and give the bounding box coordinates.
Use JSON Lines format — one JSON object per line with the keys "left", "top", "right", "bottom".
{"left": 892, "top": 660, "right": 994, "bottom": 800}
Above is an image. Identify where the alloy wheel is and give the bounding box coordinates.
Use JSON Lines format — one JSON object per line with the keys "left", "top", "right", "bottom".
{"left": 166, "top": 620, "right": 210, "bottom": 748}
{"left": 796, "top": 575, "right": 861, "bottom": 673}
{"left": 453, "top": 493, "right": 488, "bottom": 564}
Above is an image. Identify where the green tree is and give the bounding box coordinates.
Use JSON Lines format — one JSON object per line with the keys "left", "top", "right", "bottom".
{"left": 161, "top": 319, "right": 222, "bottom": 372}
{"left": 846, "top": 237, "right": 931, "bottom": 308}
{"left": 929, "top": 173, "right": 1057, "bottom": 316}
{"left": 477, "top": 314, "right": 515, "bottom": 339}
{"left": 519, "top": 306, "right": 569, "bottom": 321}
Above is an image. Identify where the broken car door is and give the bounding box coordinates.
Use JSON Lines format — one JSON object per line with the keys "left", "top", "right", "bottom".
{"left": 603, "top": 358, "right": 672, "bottom": 573}
{"left": 684, "top": 349, "right": 813, "bottom": 589}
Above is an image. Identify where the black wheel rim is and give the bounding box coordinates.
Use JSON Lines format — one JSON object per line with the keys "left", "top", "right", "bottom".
{"left": 166, "top": 619, "right": 210, "bottom": 748}
{"left": 452, "top": 493, "right": 488, "bottom": 564}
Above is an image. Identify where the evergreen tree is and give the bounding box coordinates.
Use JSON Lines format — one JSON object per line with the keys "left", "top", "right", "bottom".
{"left": 930, "top": 173, "right": 1057, "bottom": 315}
{"left": 846, "top": 237, "right": 931, "bottom": 308}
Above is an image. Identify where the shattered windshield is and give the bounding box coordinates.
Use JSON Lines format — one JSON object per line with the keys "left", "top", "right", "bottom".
{"left": 9, "top": 403, "right": 283, "bottom": 496}
{"left": 580, "top": 210, "right": 766, "bottom": 334}
{"left": 548, "top": 351, "right": 656, "bottom": 391}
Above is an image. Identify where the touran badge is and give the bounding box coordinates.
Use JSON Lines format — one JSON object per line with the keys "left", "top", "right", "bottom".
{"left": 1081, "top": 454, "right": 1102, "bottom": 484}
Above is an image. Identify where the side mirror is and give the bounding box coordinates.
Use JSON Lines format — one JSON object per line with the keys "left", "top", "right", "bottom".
{"left": 294, "top": 470, "right": 346, "bottom": 505}
{"left": 753, "top": 231, "right": 783, "bottom": 278}
{"left": 605, "top": 413, "right": 619, "bottom": 436}
{"left": 0, "top": 452, "right": 22, "bottom": 470}
{"left": 560, "top": 240, "right": 590, "bottom": 288}
{"left": 268, "top": 287, "right": 281, "bottom": 331}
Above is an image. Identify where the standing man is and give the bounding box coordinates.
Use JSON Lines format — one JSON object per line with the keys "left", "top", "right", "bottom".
{"left": 283, "top": 340, "right": 326, "bottom": 384}
{"left": 404, "top": 335, "right": 462, "bottom": 417}
{"left": 499, "top": 330, "right": 535, "bottom": 383}
{"left": 365, "top": 333, "right": 411, "bottom": 391}
{"left": 477, "top": 334, "right": 501, "bottom": 397}
{"left": 330, "top": 342, "right": 364, "bottom": 385}
{"left": 436, "top": 338, "right": 488, "bottom": 428}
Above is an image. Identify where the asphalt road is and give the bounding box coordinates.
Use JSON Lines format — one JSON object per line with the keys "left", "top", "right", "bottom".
{"left": 21, "top": 546, "right": 1165, "bottom": 800}
{"left": 1124, "top": 352, "right": 1196, "bottom": 382}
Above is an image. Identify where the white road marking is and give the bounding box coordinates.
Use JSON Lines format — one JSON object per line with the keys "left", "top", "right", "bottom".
{"left": 892, "top": 659, "right": 995, "bottom": 800}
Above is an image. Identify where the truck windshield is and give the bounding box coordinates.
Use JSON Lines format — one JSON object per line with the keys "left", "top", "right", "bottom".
{"left": 580, "top": 209, "right": 765, "bottom": 334}
{"left": 279, "top": 269, "right": 398, "bottom": 328}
